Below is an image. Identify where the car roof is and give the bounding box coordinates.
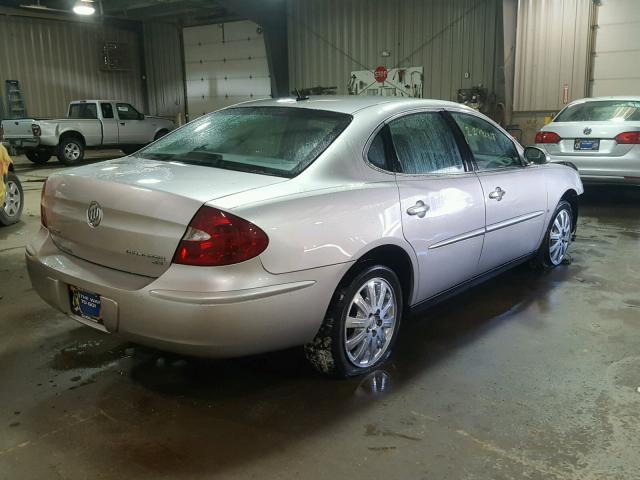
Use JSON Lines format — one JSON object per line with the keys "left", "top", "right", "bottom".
{"left": 567, "top": 96, "right": 640, "bottom": 104}
{"left": 69, "top": 100, "right": 125, "bottom": 104}
{"left": 231, "top": 95, "right": 470, "bottom": 114}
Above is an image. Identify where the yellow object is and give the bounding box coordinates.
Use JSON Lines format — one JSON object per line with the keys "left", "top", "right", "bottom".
{"left": 543, "top": 115, "right": 553, "bottom": 125}
{"left": 0, "top": 144, "right": 13, "bottom": 203}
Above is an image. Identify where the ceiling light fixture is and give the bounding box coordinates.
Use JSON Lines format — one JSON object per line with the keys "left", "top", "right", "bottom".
{"left": 73, "top": 0, "right": 95, "bottom": 15}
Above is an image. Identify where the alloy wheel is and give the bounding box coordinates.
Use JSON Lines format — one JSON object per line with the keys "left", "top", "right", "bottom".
{"left": 549, "top": 209, "right": 572, "bottom": 265}
{"left": 3, "top": 180, "right": 21, "bottom": 217}
{"left": 65, "top": 142, "right": 81, "bottom": 161}
{"left": 344, "top": 277, "right": 397, "bottom": 368}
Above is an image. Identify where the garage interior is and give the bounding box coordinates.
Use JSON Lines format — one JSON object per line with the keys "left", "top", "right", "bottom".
{"left": 1, "top": 0, "right": 640, "bottom": 479}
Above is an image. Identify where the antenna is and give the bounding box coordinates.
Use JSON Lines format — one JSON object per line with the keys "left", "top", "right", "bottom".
{"left": 294, "top": 89, "right": 309, "bottom": 102}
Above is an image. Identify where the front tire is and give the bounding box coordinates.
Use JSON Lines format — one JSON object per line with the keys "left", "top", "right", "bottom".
{"left": 57, "top": 137, "right": 84, "bottom": 165}
{"left": 532, "top": 200, "right": 573, "bottom": 268}
{"left": 25, "top": 150, "right": 51, "bottom": 164}
{"left": 305, "top": 265, "right": 403, "bottom": 377}
{"left": 0, "top": 172, "right": 24, "bottom": 226}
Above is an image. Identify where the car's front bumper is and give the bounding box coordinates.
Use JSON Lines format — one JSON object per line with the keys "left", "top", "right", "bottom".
{"left": 26, "top": 227, "right": 349, "bottom": 357}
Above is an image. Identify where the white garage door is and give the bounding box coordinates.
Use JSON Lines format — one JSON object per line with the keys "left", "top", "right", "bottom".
{"left": 183, "top": 21, "right": 271, "bottom": 119}
{"left": 591, "top": 0, "right": 640, "bottom": 96}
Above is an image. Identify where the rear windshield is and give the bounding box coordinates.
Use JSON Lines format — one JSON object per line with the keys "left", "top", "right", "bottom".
{"left": 137, "top": 107, "right": 353, "bottom": 178}
{"left": 68, "top": 103, "right": 98, "bottom": 119}
{"left": 554, "top": 100, "right": 640, "bottom": 122}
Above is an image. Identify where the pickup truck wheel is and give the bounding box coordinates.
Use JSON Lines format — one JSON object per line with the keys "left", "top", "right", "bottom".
{"left": 57, "top": 138, "right": 84, "bottom": 165}
{"left": 25, "top": 150, "right": 51, "bottom": 164}
{"left": 121, "top": 146, "right": 140, "bottom": 156}
{"left": 0, "top": 172, "right": 24, "bottom": 226}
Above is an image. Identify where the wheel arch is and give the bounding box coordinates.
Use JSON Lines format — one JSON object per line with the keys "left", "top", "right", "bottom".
{"left": 560, "top": 188, "right": 579, "bottom": 232}
{"left": 58, "top": 130, "right": 86, "bottom": 146}
{"left": 339, "top": 243, "right": 417, "bottom": 308}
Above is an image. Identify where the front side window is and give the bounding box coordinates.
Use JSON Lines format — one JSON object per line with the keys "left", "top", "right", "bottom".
{"left": 68, "top": 103, "right": 97, "bottom": 119}
{"left": 555, "top": 100, "right": 640, "bottom": 122}
{"left": 388, "top": 112, "right": 464, "bottom": 175}
{"left": 116, "top": 103, "right": 141, "bottom": 121}
{"left": 451, "top": 112, "right": 521, "bottom": 171}
{"left": 138, "top": 107, "right": 352, "bottom": 178}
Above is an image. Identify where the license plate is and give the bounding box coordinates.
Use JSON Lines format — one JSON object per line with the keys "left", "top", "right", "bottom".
{"left": 69, "top": 285, "right": 102, "bottom": 323}
{"left": 574, "top": 138, "right": 600, "bottom": 151}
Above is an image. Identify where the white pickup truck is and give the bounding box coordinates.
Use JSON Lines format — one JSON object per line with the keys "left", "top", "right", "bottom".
{"left": 1, "top": 100, "right": 175, "bottom": 165}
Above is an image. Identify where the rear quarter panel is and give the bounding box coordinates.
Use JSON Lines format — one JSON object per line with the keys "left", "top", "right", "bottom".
{"left": 41, "top": 120, "right": 103, "bottom": 147}
{"left": 230, "top": 182, "right": 418, "bottom": 277}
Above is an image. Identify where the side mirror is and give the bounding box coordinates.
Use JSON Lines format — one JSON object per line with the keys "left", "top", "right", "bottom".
{"left": 523, "top": 146, "right": 550, "bottom": 165}
{"left": 138, "top": 113, "right": 145, "bottom": 120}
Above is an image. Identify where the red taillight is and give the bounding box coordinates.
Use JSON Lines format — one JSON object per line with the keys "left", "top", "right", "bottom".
{"left": 40, "top": 180, "right": 48, "bottom": 228}
{"left": 173, "top": 206, "right": 269, "bottom": 266}
{"left": 535, "top": 131, "right": 561, "bottom": 144}
{"left": 614, "top": 131, "right": 640, "bottom": 144}
{"left": 32, "top": 124, "right": 41, "bottom": 137}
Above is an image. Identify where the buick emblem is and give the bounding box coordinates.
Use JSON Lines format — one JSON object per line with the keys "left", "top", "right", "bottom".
{"left": 86, "top": 201, "right": 103, "bottom": 228}
{"left": 583, "top": 127, "right": 592, "bottom": 135}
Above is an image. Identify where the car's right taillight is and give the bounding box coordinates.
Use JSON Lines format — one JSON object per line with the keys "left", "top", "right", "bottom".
{"left": 614, "top": 131, "right": 640, "bottom": 144}
{"left": 172, "top": 206, "right": 269, "bottom": 267}
{"left": 32, "top": 124, "right": 41, "bottom": 137}
{"left": 40, "top": 180, "right": 48, "bottom": 228}
{"left": 535, "top": 131, "right": 561, "bottom": 144}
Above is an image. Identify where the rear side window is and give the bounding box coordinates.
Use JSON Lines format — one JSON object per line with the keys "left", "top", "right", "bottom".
{"left": 68, "top": 103, "right": 97, "bottom": 119}
{"left": 555, "top": 100, "right": 640, "bottom": 122}
{"left": 367, "top": 130, "right": 388, "bottom": 170}
{"left": 101, "top": 103, "right": 114, "bottom": 119}
{"left": 388, "top": 112, "right": 464, "bottom": 175}
{"left": 138, "top": 107, "right": 352, "bottom": 178}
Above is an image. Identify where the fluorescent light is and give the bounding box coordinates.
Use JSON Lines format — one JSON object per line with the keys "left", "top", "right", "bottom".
{"left": 73, "top": 0, "right": 95, "bottom": 15}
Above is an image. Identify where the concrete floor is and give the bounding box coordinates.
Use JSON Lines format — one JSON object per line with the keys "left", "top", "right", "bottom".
{"left": 1, "top": 154, "right": 639, "bottom": 479}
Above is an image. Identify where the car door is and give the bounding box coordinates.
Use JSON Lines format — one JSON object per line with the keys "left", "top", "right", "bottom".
{"left": 380, "top": 110, "right": 486, "bottom": 302}
{"left": 449, "top": 110, "right": 548, "bottom": 273}
{"left": 100, "top": 102, "right": 119, "bottom": 145}
{"left": 115, "top": 103, "right": 148, "bottom": 145}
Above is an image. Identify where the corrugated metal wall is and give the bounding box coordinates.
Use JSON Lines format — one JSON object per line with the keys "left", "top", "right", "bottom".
{"left": 513, "top": 0, "right": 593, "bottom": 111}
{"left": 0, "top": 14, "right": 144, "bottom": 119}
{"left": 287, "top": 0, "right": 503, "bottom": 101}
{"left": 144, "top": 22, "right": 185, "bottom": 119}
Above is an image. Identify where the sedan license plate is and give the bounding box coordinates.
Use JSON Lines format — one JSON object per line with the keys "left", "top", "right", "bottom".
{"left": 69, "top": 285, "right": 102, "bottom": 323}
{"left": 574, "top": 138, "right": 600, "bottom": 151}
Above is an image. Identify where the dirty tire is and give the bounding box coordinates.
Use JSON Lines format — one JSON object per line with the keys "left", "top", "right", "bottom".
{"left": 25, "top": 150, "right": 51, "bottom": 164}
{"left": 0, "top": 172, "right": 24, "bottom": 226}
{"left": 304, "top": 265, "right": 403, "bottom": 378}
{"left": 531, "top": 200, "right": 573, "bottom": 269}
{"left": 57, "top": 137, "right": 84, "bottom": 166}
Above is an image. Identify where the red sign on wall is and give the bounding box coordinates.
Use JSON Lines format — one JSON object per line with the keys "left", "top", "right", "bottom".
{"left": 374, "top": 66, "right": 388, "bottom": 83}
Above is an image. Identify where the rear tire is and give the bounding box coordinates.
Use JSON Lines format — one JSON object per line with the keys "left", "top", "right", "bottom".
{"left": 0, "top": 172, "right": 24, "bottom": 226}
{"left": 304, "top": 265, "right": 403, "bottom": 377}
{"left": 57, "top": 137, "right": 84, "bottom": 166}
{"left": 25, "top": 150, "right": 51, "bottom": 164}
{"left": 154, "top": 130, "right": 168, "bottom": 141}
{"left": 531, "top": 200, "right": 573, "bottom": 269}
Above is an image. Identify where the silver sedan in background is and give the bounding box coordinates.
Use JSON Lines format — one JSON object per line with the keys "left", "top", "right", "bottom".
{"left": 27, "top": 96, "right": 583, "bottom": 377}
{"left": 535, "top": 96, "right": 640, "bottom": 185}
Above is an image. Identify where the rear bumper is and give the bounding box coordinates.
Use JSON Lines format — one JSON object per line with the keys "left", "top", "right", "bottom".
{"left": 2, "top": 138, "right": 40, "bottom": 150}
{"left": 26, "top": 227, "right": 348, "bottom": 357}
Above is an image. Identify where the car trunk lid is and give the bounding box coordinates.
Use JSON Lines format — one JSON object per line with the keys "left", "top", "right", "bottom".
{"left": 541, "top": 121, "right": 640, "bottom": 157}
{"left": 43, "top": 157, "right": 287, "bottom": 277}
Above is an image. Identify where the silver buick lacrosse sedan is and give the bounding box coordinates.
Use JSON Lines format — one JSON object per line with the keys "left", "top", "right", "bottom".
{"left": 27, "top": 96, "right": 583, "bottom": 376}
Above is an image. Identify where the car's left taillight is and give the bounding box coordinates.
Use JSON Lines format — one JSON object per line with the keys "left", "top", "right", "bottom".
{"left": 32, "top": 124, "right": 41, "bottom": 137}
{"left": 614, "top": 131, "right": 640, "bottom": 144}
{"left": 40, "top": 180, "right": 48, "bottom": 228}
{"left": 172, "top": 206, "right": 269, "bottom": 266}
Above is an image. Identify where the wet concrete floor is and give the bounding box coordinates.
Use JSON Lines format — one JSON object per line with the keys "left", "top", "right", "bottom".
{"left": 1, "top": 155, "right": 639, "bottom": 479}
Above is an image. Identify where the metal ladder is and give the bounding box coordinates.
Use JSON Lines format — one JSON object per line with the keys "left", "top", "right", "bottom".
{"left": 5, "top": 80, "right": 26, "bottom": 118}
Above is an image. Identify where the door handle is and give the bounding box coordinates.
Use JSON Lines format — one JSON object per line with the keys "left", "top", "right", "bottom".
{"left": 119, "top": 122, "right": 125, "bottom": 125}
{"left": 407, "top": 200, "right": 430, "bottom": 218}
{"left": 488, "top": 187, "right": 506, "bottom": 201}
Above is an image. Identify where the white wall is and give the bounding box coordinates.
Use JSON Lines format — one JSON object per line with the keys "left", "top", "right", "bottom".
{"left": 183, "top": 21, "right": 271, "bottom": 119}
{"left": 591, "top": 0, "right": 640, "bottom": 96}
